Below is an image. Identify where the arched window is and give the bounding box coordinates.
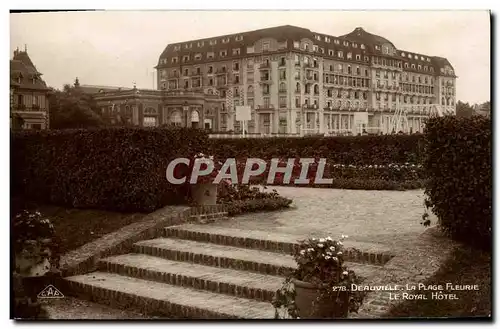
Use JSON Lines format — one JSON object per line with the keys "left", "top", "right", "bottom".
{"left": 191, "top": 110, "right": 200, "bottom": 123}
{"left": 314, "top": 84, "right": 319, "bottom": 94}
{"left": 170, "top": 111, "right": 182, "bottom": 126}
{"left": 279, "top": 82, "right": 286, "bottom": 92}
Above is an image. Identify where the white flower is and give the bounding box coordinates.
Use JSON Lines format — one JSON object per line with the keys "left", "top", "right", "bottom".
{"left": 325, "top": 255, "right": 331, "bottom": 260}
{"left": 307, "top": 248, "right": 314, "bottom": 252}
{"left": 338, "top": 241, "right": 343, "bottom": 246}
{"left": 300, "top": 250, "right": 306, "bottom": 255}
{"left": 332, "top": 257, "right": 338, "bottom": 262}
{"left": 317, "top": 243, "right": 324, "bottom": 248}
{"left": 343, "top": 271, "right": 348, "bottom": 276}
{"left": 329, "top": 246, "right": 336, "bottom": 251}
{"left": 337, "top": 251, "right": 343, "bottom": 256}
{"left": 319, "top": 238, "right": 325, "bottom": 243}
{"left": 326, "top": 236, "right": 333, "bottom": 241}
{"left": 311, "top": 237, "right": 316, "bottom": 241}
{"left": 326, "top": 251, "right": 332, "bottom": 256}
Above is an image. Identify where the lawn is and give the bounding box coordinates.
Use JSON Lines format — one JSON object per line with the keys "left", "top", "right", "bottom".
{"left": 36, "top": 205, "right": 147, "bottom": 253}
{"left": 387, "top": 246, "right": 491, "bottom": 318}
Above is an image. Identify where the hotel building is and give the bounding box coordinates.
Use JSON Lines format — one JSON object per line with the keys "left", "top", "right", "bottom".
{"left": 155, "top": 25, "right": 457, "bottom": 135}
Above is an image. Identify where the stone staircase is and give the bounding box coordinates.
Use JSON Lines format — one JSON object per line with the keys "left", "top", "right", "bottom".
{"left": 63, "top": 223, "right": 393, "bottom": 319}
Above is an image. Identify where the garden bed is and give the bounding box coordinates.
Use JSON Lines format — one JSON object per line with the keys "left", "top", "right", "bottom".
{"left": 25, "top": 205, "right": 148, "bottom": 253}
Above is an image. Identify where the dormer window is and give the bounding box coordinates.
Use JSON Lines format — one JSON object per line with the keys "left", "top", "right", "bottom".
{"left": 343, "top": 41, "right": 349, "bottom": 47}
{"left": 222, "top": 37, "right": 230, "bottom": 43}
{"left": 325, "top": 36, "right": 330, "bottom": 42}
{"left": 172, "top": 57, "right": 178, "bottom": 64}
{"left": 328, "top": 49, "right": 334, "bottom": 56}
{"left": 184, "top": 43, "right": 192, "bottom": 49}
{"left": 182, "top": 55, "right": 190, "bottom": 62}
{"left": 408, "top": 54, "right": 412, "bottom": 59}
{"left": 313, "top": 45, "right": 319, "bottom": 52}
{"left": 174, "top": 45, "right": 180, "bottom": 51}
{"left": 197, "top": 41, "right": 204, "bottom": 47}
{"left": 353, "top": 43, "right": 358, "bottom": 48}
{"left": 424, "top": 66, "right": 428, "bottom": 71}
{"left": 404, "top": 63, "right": 409, "bottom": 68}
{"left": 355, "top": 54, "right": 361, "bottom": 61}
{"left": 262, "top": 42, "right": 270, "bottom": 52}
{"left": 411, "top": 64, "right": 416, "bottom": 69}
{"left": 401, "top": 52, "right": 405, "bottom": 57}
{"left": 427, "top": 58, "right": 431, "bottom": 62}
{"left": 209, "top": 39, "right": 217, "bottom": 45}
{"left": 360, "top": 44, "right": 365, "bottom": 49}
{"left": 220, "top": 50, "right": 227, "bottom": 57}
{"left": 375, "top": 45, "right": 381, "bottom": 50}
{"left": 418, "top": 65, "right": 422, "bottom": 70}
{"left": 235, "top": 35, "right": 243, "bottom": 41}
{"left": 421, "top": 56, "right": 425, "bottom": 61}
{"left": 315, "top": 35, "right": 321, "bottom": 41}
{"left": 334, "top": 39, "right": 340, "bottom": 45}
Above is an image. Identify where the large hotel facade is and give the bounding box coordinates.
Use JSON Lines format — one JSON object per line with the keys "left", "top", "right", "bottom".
{"left": 91, "top": 25, "right": 457, "bottom": 135}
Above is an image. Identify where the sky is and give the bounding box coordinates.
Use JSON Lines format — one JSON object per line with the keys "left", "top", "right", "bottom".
{"left": 10, "top": 10, "right": 490, "bottom": 104}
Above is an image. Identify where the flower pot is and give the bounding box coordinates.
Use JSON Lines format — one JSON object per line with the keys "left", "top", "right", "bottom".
{"left": 191, "top": 183, "right": 218, "bottom": 206}
{"left": 293, "top": 279, "right": 349, "bottom": 319}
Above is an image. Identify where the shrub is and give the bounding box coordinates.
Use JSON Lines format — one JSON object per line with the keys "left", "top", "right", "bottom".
{"left": 11, "top": 127, "right": 209, "bottom": 213}
{"left": 217, "top": 183, "right": 293, "bottom": 216}
{"left": 208, "top": 134, "right": 425, "bottom": 166}
{"left": 422, "top": 116, "right": 491, "bottom": 250}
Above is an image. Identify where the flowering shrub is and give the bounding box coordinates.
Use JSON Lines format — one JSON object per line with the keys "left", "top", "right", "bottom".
{"left": 272, "top": 235, "right": 365, "bottom": 318}
{"left": 217, "top": 182, "right": 293, "bottom": 216}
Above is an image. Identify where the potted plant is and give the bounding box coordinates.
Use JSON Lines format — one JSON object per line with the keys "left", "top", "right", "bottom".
{"left": 12, "top": 210, "right": 61, "bottom": 319}
{"left": 187, "top": 153, "right": 221, "bottom": 206}
{"left": 272, "top": 235, "right": 365, "bottom": 319}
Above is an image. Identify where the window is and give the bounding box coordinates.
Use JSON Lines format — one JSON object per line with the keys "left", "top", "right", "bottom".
{"left": 356, "top": 54, "right": 361, "bottom": 61}
{"left": 304, "top": 44, "right": 309, "bottom": 51}
{"left": 279, "top": 96, "right": 287, "bottom": 108}
{"left": 418, "top": 65, "right": 422, "bottom": 70}
{"left": 337, "top": 51, "right": 343, "bottom": 58}
{"left": 424, "top": 66, "right": 428, "bottom": 72}
{"left": 356, "top": 66, "right": 360, "bottom": 75}
{"left": 296, "top": 82, "right": 301, "bottom": 92}
{"left": 328, "top": 49, "right": 334, "bottom": 56}
{"left": 408, "top": 54, "right": 412, "bottom": 59}
{"left": 280, "top": 57, "right": 286, "bottom": 66}
{"left": 295, "top": 97, "right": 301, "bottom": 107}
{"left": 325, "top": 36, "right": 330, "bottom": 42}
{"left": 174, "top": 45, "right": 180, "bottom": 51}
{"left": 234, "top": 75, "right": 240, "bottom": 84}
{"left": 353, "top": 43, "right": 358, "bottom": 48}
{"left": 207, "top": 66, "right": 213, "bottom": 74}
{"left": 235, "top": 35, "right": 243, "bottom": 41}
{"left": 182, "top": 55, "right": 190, "bottom": 62}
{"left": 411, "top": 64, "right": 416, "bottom": 69}
{"left": 347, "top": 53, "right": 352, "bottom": 60}
{"left": 293, "top": 41, "right": 300, "bottom": 49}
{"left": 343, "top": 41, "right": 349, "bottom": 46}
{"left": 207, "top": 52, "right": 214, "bottom": 59}
{"left": 222, "top": 37, "right": 229, "bottom": 43}
{"left": 334, "top": 39, "right": 340, "bottom": 45}
{"left": 197, "top": 41, "right": 204, "bottom": 47}
{"left": 360, "top": 44, "right": 365, "bottom": 49}
{"left": 247, "top": 46, "right": 255, "bottom": 54}
{"left": 209, "top": 39, "right": 217, "bottom": 45}
{"left": 279, "top": 70, "right": 286, "bottom": 80}
{"left": 232, "top": 48, "right": 241, "bottom": 55}
{"left": 337, "top": 64, "right": 343, "bottom": 72}
{"left": 247, "top": 72, "right": 254, "bottom": 83}
{"left": 404, "top": 63, "right": 409, "bottom": 68}
{"left": 347, "top": 65, "right": 352, "bottom": 74}
{"left": 319, "top": 47, "right": 324, "bottom": 54}
{"left": 364, "top": 56, "right": 369, "bottom": 62}
{"left": 262, "top": 42, "right": 270, "bottom": 52}
{"left": 233, "top": 62, "right": 239, "bottom": 71}
{"left": 220, "top": 50, "right": 227, "bottom": 57}
{"left": 208, "top": 78, "right": 213, "bottom": 86}
{"left": 375, "top": 45, "right": 381, "bottom": 50}
{"left": 172, "top": 57, "right": 178, "bottom": 64}
{"left": 183, "top": 68, "right": 189, "bottom": 76}
{"left": 194, "top": 53, "right": 202, "bottom": 61}
{"left": 313, "top": 45, "right": 319, "bottom": 52}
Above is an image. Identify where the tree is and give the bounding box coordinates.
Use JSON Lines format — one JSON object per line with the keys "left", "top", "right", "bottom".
{"left": 48, "top": 84, "right": 106, "bottom": 129}
{"left": 455, "top": 100, "right": 474, "bottom": 118}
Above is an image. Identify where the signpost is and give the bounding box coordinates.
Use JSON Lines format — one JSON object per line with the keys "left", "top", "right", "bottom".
{"left": 235, "top": 106, "right": 251, "bottom": 137}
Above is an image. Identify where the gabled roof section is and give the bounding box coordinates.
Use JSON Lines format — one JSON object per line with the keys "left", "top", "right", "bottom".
{"left": 340, "top": 27, "right": 396, "bottom": 48}
{"left": 10, "top": 49, "right": 49, "bottom": 91}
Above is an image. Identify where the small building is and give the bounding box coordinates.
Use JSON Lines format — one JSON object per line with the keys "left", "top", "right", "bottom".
{"left": 10, "top": 47, "right": 50, "bottom": 129}
{"left": 78, "top": 82, "right": 225, "bottom": 130}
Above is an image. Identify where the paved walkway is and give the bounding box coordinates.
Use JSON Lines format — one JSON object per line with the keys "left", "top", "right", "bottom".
{"left": 209, "top": 186, "right": 437, "bottom": 254}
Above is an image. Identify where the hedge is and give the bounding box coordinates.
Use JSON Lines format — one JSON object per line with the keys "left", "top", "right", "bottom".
{"left": 11, "top": 127, "right": 209, "bottom": 213}
{"left": 207, "top": 134, "right": 425, "bottom": 166}
{"left": 423, "top": 116, "right": 492, "bottom": 249}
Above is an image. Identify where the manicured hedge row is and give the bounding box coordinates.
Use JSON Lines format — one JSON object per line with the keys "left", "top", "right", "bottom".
{"left": 207, "top": 134, "right": 425, "bottom": 165}
{"left": 423, "top": 116, "right": 491, "bottom": 249}
{"left": 11, "top": 127, "right": 209, "bottom": 213}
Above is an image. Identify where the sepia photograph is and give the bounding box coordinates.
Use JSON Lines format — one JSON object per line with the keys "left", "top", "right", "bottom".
{"left": 9, "top": 9, "right": 491, "bottom": 321}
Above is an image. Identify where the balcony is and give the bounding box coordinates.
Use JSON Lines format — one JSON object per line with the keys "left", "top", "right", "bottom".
{"left": 256, "top": 104, "right": 274, "bottom": 111}
{"left": 259, "top": 76, "right": 272, "bottom": 84}
{"left": 304, "top": 75, "right": 318, "bottom": 83}
{"left": 278, "top": 89, "right": 287, "bottom": 94}
{"left": 259, "top": 62, "right": 271, "bottom": 70}
{"left": 168, "top": 72, "right": 180, "bottom": 79}
{"left": 191, "top": 71, "right": 202, "bottom": 77}
{"left": 303, "top": 104, "right": 319, "bottom": 110}
{"left": 216, "top": 68, "right": 227, "bottom": 75}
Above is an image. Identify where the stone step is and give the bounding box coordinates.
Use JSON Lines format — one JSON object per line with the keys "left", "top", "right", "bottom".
{"left": 164, "top": 224, "right": 394, "bottom": 265}
{"left": 133, "top": 238, "right": 383, "bottom": 279}
{"left": 98, "top": 253, "right": 284, "bottom": 302}
{"left": 64, "top": 271, "right": 275, "bottom": 319}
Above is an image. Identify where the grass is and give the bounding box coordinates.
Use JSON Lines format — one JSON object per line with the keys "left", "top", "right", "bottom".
{"left": 37, "top": 205, "right": 148, "bottom": 252}
{"left": 387, "top": 246, "right": 491, "bottom": 318}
